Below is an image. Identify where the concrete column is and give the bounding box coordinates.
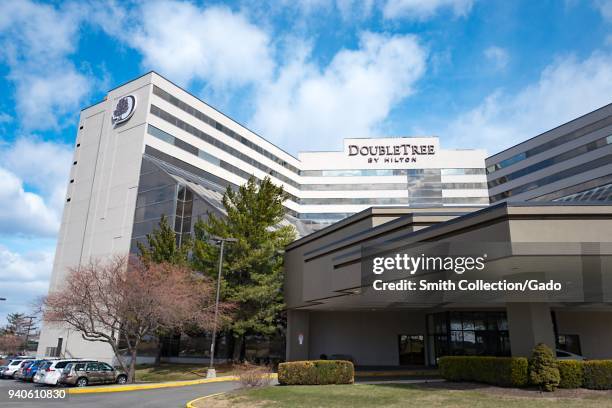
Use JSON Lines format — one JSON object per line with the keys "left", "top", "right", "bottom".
{"left": 286, "top": 310, "right": 310, "bottom": 361}
{"left": 506, "top": 303, "right": 556, "bottom": 357}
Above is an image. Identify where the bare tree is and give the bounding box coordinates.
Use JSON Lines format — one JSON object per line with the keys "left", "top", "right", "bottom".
{"left": 0, "top": 333, "right": 23, "bottom": 355}
{"left": 43, "top": 256, "right": 232, "bottom": 382}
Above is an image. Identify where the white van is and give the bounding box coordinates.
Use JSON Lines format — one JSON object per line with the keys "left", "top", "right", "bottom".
{"left": 33, "top": 359, "right": 86, "bottom": 385}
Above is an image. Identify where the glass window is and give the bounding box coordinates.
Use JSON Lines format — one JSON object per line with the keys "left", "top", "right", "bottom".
{"left": 148, "top": 124, "right": 175, "bottom": 144}
{"left": 490, "top": 154, "right": 612, "bottom": 202}
{"left": 488, "top": 116, "right": 612, "bottom": 173}
{"left": 153, "top": 86, "right": 299, "bottom": 175}
{"left": 488, "top": 134, "right": 612, "bottom": 188}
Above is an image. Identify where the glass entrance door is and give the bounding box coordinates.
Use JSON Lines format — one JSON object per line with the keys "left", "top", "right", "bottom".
{"left": 398, "top": 334, "right": 425, "bottom": 365}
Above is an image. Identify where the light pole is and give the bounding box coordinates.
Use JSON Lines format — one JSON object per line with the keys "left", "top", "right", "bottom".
{"left": 207, "top": 236, "right": 237, "bottom": 378}
{"left": 0, "top": 298, "right": 6, "bottom": 301}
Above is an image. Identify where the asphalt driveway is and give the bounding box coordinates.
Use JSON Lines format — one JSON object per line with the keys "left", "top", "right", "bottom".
{"left": 0, "top": 378, "right": 240, "bottom": 407}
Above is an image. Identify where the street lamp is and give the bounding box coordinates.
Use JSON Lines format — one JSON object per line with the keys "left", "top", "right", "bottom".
{"left": 207, "top": 236, "right": 237, "bottom": 378}
{"left": 0, "top": 298, "right": 6, "bottom": 301}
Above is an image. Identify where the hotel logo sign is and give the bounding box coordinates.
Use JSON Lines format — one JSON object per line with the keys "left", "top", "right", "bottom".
{"left": 347, "top": 142, "right": 436, "bottom": 164}
{"left": 112, "top": 95, "right": 137, "bottom": 126}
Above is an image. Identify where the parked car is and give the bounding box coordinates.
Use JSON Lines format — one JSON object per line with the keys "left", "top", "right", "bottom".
{"left": 33, "top": 359, "right": 85, "bottom": 386}
{"left": 1, "top": 359, "right": 34, "bottom": 379}
{"left": 556, "top": 349, "right": 585, "bottom": 360}
{"left": 59, "top": 361, "right": 127, "bottom": 387}
{"left": 14, "top": 360, "right": 35, "bottom": 380}
{"left": 20, "top": 359, "right": 54, "bottom": 382}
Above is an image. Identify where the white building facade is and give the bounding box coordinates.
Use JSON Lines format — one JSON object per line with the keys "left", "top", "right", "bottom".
{"left": 37, "top": 72, "right": 487, "bottom": 362}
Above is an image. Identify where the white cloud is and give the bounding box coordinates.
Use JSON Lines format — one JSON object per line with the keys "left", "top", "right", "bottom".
{"left": 0, "top": 244, "right": 54, "bottom": 324}
{"left": 484, "top": 46, "right": 509, "bottom": 71}
{"left": 9, "top": 69, "right": 91, "bottom": 130}
{"left": 278, "top": 0, "right": 376, "bottom": 21}
{"left": 0, "top": 137, "right": 72, "bottom": 237}
{"left": 0, "top": 0, "right": 92, "bottom": 130}
{"left": 441, "top": 52, "right": 612, "bottom": 153}
{"left": 382, "top": 0, "right": 474, "bottom": 20}
{"left": 131, "top": 1, "right": 274, "bottom": 87}
{"left": 251, "top": 32, "right": 427, "bottom": 152}
{"left": 0, "top": 113, "right": 11, "bottom": 124}
{"left": 0, "top": 167, "right": 60, "bottom": 237}
{"left": 594, "top": 0, "right": 612, "bottom": 21}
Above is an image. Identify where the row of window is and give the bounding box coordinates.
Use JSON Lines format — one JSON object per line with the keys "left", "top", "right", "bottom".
{"left": 147, "top": 125, "right": 301, "bottom": 205}
{"left": 153, "top": 85, "right": 300, "bottom": 174}
{"left": 297, "top": 196, "right": 489, "bottom": 206}
{"left": 487, "top": 116, "right": 612, "bottom": 173}
{"left": 490, "top": 154, "right": 612, "bottom": 202}
{"left": 301, "top": 182, "right": 488, "bottom": 191}
{"left": 148, "top": 124, "right": 486, "bottom": 202}
{"left": 488, "top": 135, "right": 612, "bottom": 188}
{"left": 301, "top": 168, "right": 485, "bottom": 177}
{"left": 150, "top": 105, "right": 301, "bottom": 189}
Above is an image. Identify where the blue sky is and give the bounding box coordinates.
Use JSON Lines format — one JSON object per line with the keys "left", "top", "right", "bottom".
{"left": 0, "top": 0, "right": 611, "bottom": 324}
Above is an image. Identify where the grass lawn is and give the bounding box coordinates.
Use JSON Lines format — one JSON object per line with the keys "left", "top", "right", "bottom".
{"left": 199, "top": 383, "right": 612, "bottom": 408}
{"left": 134, "top": 363, "right": 235, "bottom": 382}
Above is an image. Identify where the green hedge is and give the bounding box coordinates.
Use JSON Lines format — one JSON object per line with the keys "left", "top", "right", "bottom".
{"left": 277, "top": 360, "right": 354, "bottom": 385}
{"left": 583, "top": 360, "right": 612, "bottom": 390}
{"left": 558, "top": 360, "right": 584, "bottom": 389}
{"left": 439, "top": 356, "right": 528, "bottom": 387}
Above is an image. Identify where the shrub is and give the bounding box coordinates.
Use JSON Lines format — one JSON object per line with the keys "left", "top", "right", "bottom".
{"left": 557, "top": 360, "right": 584, "bottom": 388}
{"left": 438, "top": 356, "right": 528, "bottom": 387}
{"left": 583, "top": 360, "right": 612, "bottom": 390}
{"left": 528, "top": 343, "right": 560, "bottom": 391}
{"left": 277, "top": 360, "right": 354, "bottom": 385}
{"left": 237, "top": 363, "right": 273, "bottom": 388}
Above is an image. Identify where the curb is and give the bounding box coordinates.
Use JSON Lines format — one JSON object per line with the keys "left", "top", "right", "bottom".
{"left": 67, "top": 375, "right": 241, "bottom": 394}
{"left": 185, "top": 392, "right": 226, "bottom": 408}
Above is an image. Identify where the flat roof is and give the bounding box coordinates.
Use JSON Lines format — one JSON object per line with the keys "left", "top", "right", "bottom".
{"left": 286, "top": 206, "right": 484, "bottom": 251}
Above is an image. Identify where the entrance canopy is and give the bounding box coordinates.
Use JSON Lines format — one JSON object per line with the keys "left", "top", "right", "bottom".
{"left": 285, "top": 203, "right": 612, "bottom": 311}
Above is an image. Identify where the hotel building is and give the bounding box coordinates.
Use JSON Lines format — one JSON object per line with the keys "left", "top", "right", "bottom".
{"left": 36, "top": 72, "right": 488, "bottom": 361}
{"left": 37, "top": 71, "right": 612, "bottom": 366}
{"left": 285, "top": 105, "right": 612, "bottom": 366}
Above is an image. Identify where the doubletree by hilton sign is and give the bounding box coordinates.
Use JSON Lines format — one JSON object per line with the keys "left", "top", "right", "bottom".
{"left": 348, "top": 142, "right": 436, "bottom": 164}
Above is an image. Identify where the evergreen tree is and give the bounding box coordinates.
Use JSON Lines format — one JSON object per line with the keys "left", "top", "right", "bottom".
{"left": 192, "top": 176, "right": 296, "bottom": 360}
{"left": 136, "top": 214, "right": 191, "bottom": 363}
{"left": 529, "top": 343, "right": 560, "bottom": 391}
{"left": 137, "top": 215, "right": 191, "bottom": 266}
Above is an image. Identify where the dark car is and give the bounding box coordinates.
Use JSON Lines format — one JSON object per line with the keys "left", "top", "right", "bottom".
{"left": 21, "top": 360, "right": 50, "bottom": 382}
{"left": 59, "top": 361, "right": 127, "bottom": 387}
{"left": 14, "top": 361, "right": 34, "bottom": 381}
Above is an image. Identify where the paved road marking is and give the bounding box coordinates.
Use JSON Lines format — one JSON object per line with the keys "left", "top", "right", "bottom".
{"left": 68, "top": 375, "right": 245, "bottom": 394}
{"left": 185, "top": 391, "right": 226, "bottom": 408}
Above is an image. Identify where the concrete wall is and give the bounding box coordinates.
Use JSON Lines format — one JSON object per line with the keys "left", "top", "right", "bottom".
{"left": 37, "top": 74, "right": 153, "bottom": 363}
{"left": 307, "top": 311, "right": 426, "bottom": 366}
{"left": 556, "top": 311, "right": 612, "bottom": 359}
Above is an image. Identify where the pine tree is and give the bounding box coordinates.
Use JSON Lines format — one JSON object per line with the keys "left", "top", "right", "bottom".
{"left": 529, "top": 343, "right": 560, "bottom": 391}
{"left": 136, "top": 214, "right": 191, "bottom": 363}
{"left": 192, "top": 176, "right": 296, "bottom": 360}
{"left": 137, "top": 215, "right": 191, "bottom": 266}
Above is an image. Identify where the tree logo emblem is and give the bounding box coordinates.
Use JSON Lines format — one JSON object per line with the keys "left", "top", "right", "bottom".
{"left": 111, "top": 95, "right": 137, "bottom": 126}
